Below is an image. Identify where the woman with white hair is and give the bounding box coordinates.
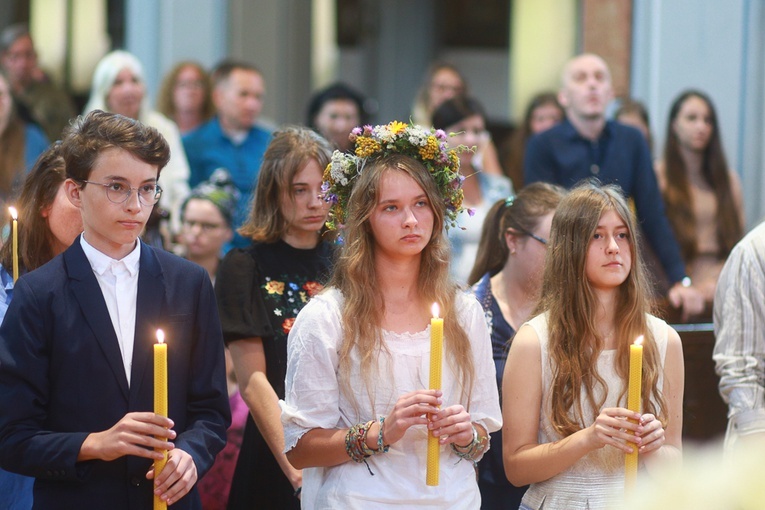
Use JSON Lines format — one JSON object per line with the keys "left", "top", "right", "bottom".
{"left": 84, "top": 50, "right": 190, "bottom": 237}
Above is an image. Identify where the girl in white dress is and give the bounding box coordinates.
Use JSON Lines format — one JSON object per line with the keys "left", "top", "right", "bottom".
{"left": 280, "top": 122, "right": 502, "bottom": 509}
{"left": 503, "top": 181, "right": 684, "bottom": 510}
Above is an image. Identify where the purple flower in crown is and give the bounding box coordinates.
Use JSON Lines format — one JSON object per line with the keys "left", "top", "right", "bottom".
{"left": 467, "top": 208, "right": 476, "bottom": 217}
{"left": 362, "top": 125, "right": 373, "bottom": 135}
{"left": 435, "top": 129, "right": 447, "bottom": 141}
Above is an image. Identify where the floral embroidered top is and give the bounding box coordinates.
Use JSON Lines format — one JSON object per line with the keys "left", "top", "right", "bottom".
{"left": 214, "top": 239, "right": 333, "bottom": 510}
{"left": 215, "top": 239, "right": 333, "bottom": 399}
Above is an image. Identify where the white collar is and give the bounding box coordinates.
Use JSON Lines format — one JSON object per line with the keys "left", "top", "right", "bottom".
{"left": 80, "top": 234, "right": 141, "bottom": 277}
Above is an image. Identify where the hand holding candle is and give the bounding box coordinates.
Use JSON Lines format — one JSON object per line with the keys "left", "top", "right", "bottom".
{"left": 625, "top": 335, "right": 643, "bottom": 490}
{"left": 154, "top": 329, "right": 168, "bottom": 510}
{"left": 426, "top": 303, "right": 443, "bottom": 486}
{"left": 8, "top": 207, "right": 18, "bottom": 282}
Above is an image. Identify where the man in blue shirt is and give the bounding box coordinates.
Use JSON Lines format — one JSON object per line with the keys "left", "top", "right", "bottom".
{"left": 525, "top": 53, "right": 703, "bottom": 319}
{"left": 183, "top": 60, "right": 272, "bottom": 248}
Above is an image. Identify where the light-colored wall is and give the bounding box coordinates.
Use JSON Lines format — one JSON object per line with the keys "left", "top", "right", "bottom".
{"left": 510, "top": 0, "right": 577, "bottom": 124}
{"left": 126, "top": 0, "right": 227, "bottom": 105}
{"left": 631, "top": 0, "right": 764, "bottom": 228}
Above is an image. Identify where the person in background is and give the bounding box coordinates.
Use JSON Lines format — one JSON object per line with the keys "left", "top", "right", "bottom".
{"left": 615, "top": 98, "right": 652, "bottom": 152}
{"left": 432, "top": 96, "right": 512, "bottom": 284}
{"left": 714, "top": 219, "right": 765, "bottom": 450}
{"left": 215, "top": 127, "right": 334, "bottom": 510}
{"left": 412, "top": 62, "right": 503, "bottom": 176}
{"left": 0, "top": 24, "right": 77, "bottom": 141}
{"left": 177, "top": 168, "right": 237, "bottom": 283}
{"left": 503, "top": 182, "right": 684, "bottom": 510}
{"left": 0, "top": 69, "right": 48, "bottom": 211}
{"left": 183, "top": 60, "right": 272, "bottom": 250}
{"left": 281, "top": 122, "right": 501, "bottom": 508}
{"left": 177, "top": 170, "right": 245, "bottom": 510}
{"left": 306, "top": 82, "right": 368, "bottom": 153}
{"left": 157, "top": 61, "right": 215, "bottom": 135}
{"left": 502, "top": 92, "right": 563, "bottom": 189}
{"left": 655, "top": 90, "right": 744, "bottom": 308}
{"left": 84, "top": 50, "right": 191, "bottom": 241}
{"left": 468, "top": 183, "right": 565, "bottom": 510}
{"left": 0, "top": 143, "right": 82, "bottom": 510}
{"left": 524, "top": 53, "right": 703, "bottom": 321}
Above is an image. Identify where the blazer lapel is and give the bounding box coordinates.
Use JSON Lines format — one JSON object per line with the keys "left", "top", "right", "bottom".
{"left": 130, "top": 242, "right": 166, "bottom": 402}
{"left": 64, "top": 241, "right": 130, "bottom": 400}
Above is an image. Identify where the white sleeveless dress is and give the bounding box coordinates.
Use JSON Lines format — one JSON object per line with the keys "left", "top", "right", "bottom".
{"left": 520, "top": 313, "right": 669, "bottom": 510}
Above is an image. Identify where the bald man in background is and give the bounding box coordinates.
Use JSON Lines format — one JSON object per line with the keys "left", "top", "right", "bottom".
{"left": 524, "top": 53, "right": 703, "bottom": 319}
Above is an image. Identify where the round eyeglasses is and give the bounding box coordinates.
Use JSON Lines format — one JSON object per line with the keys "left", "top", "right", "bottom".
{"left": 80, "top": 180, "right": 162, "bottom": 206}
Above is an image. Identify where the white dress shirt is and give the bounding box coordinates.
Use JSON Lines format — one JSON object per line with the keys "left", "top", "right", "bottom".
{"left": 80, "top": 235, "right": 141, "bottom": 386}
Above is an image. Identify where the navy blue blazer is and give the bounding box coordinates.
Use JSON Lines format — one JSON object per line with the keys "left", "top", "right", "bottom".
{"left": 0, "top": 239, "right": 230, "bottom": 510}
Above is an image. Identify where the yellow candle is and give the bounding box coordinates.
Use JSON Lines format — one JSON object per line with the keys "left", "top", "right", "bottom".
{"left": 154, "top": 329, "right": 168, "bottom": 510}
{"left": 426, "top": 303, "right": 443, "bottom": 486}
{"left": 8, "top": 207, "right": 18, "bottom": 282}
{"left": 625, "top": 335, "right": 643, "bottom": 490}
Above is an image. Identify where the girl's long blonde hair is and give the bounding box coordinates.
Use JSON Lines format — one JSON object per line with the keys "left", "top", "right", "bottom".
{"left": 538, "top": 181, "right": 667, "bottom": 437}
{"left": 330, "top": 154, "right": 475, "bottom": 414}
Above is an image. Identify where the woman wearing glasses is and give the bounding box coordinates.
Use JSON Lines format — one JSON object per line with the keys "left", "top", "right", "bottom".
{"left": 432, "top": 96, "right": 513, "bottom": 284}
{"left": 177, "top": 169, "right": 236, "bottom": 284}
{"left": 467, "top": 183, "right": 565, "bottom": 510}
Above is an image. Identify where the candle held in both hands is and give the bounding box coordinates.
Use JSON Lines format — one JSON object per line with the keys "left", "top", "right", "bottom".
{"left": 154, "top": 329, "right": 168, "bottom": 510}
{"left": 625, "top": 335, "right": 643, "bottom": 490}
{"left": 426, "top": 303, "right": 443, "bottom": 487}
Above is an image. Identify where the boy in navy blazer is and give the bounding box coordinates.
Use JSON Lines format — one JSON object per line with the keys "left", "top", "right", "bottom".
{"left": 0, "top": 110, "right": 230, "bottom": 509}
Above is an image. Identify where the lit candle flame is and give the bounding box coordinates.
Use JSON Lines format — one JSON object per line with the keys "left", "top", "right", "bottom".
{"left": 634, "top": 335, "right": 644, "bottom": 347}
{"left": 8, "top": 207, "right": 17, "bottom": 220}
{"left": 156, "top": 329, "right": 165, "bottom": 344}
{"left": 431, "top": 302, "right": 440, "bottom": 319}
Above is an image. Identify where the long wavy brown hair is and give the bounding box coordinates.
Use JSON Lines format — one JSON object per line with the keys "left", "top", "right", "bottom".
{"left": 330, "top": 154, "right": 474, "bottom": 415}
{"left": 538, "top": 181, "right": 668, "bottom": 437}
{"left": 0, "top": 144, "right": 66, "bottom": 272}
{"left": 662, "top": 90, "right": 743, "bottom": 262}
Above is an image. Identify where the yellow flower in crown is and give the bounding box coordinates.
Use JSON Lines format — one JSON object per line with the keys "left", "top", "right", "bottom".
{"left": 321, "top": 121, "right": 468, "bottom": 231}
{"left": 389, "top": 121, "right": 408, "bottom": 135}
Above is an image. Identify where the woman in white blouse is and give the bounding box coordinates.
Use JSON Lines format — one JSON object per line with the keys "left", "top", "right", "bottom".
{"left": 280, "top": 123, "right": 502, "bottom": 509}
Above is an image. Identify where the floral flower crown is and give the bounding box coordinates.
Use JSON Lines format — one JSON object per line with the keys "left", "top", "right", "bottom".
{"left": 321, "top": 121, "right": 466, "bottom": 231}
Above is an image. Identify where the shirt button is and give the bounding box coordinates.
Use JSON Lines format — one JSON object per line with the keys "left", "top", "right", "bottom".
{"left": 590, "top": 164, "right": 600, "bottom": 175}
{"left": 130, "top": 476, "right": 142, "bottom": 487}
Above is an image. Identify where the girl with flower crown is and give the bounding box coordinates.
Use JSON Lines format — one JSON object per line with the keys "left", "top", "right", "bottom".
{"left": 280, "top": 122, "right": 502, "bottom": 508}
{"left": 503, "top": 181, "right": 684, "bottom": 510}
{"left": 215, "top": 127, "right": 335, "bottom": 510}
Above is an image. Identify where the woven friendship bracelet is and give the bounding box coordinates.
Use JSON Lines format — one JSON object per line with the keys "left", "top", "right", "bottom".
{"left": 344, "top": 417, "right": 392, "bottom": 476}
{"left": 450, "top": 425, "right": 487, "bottom": 466}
